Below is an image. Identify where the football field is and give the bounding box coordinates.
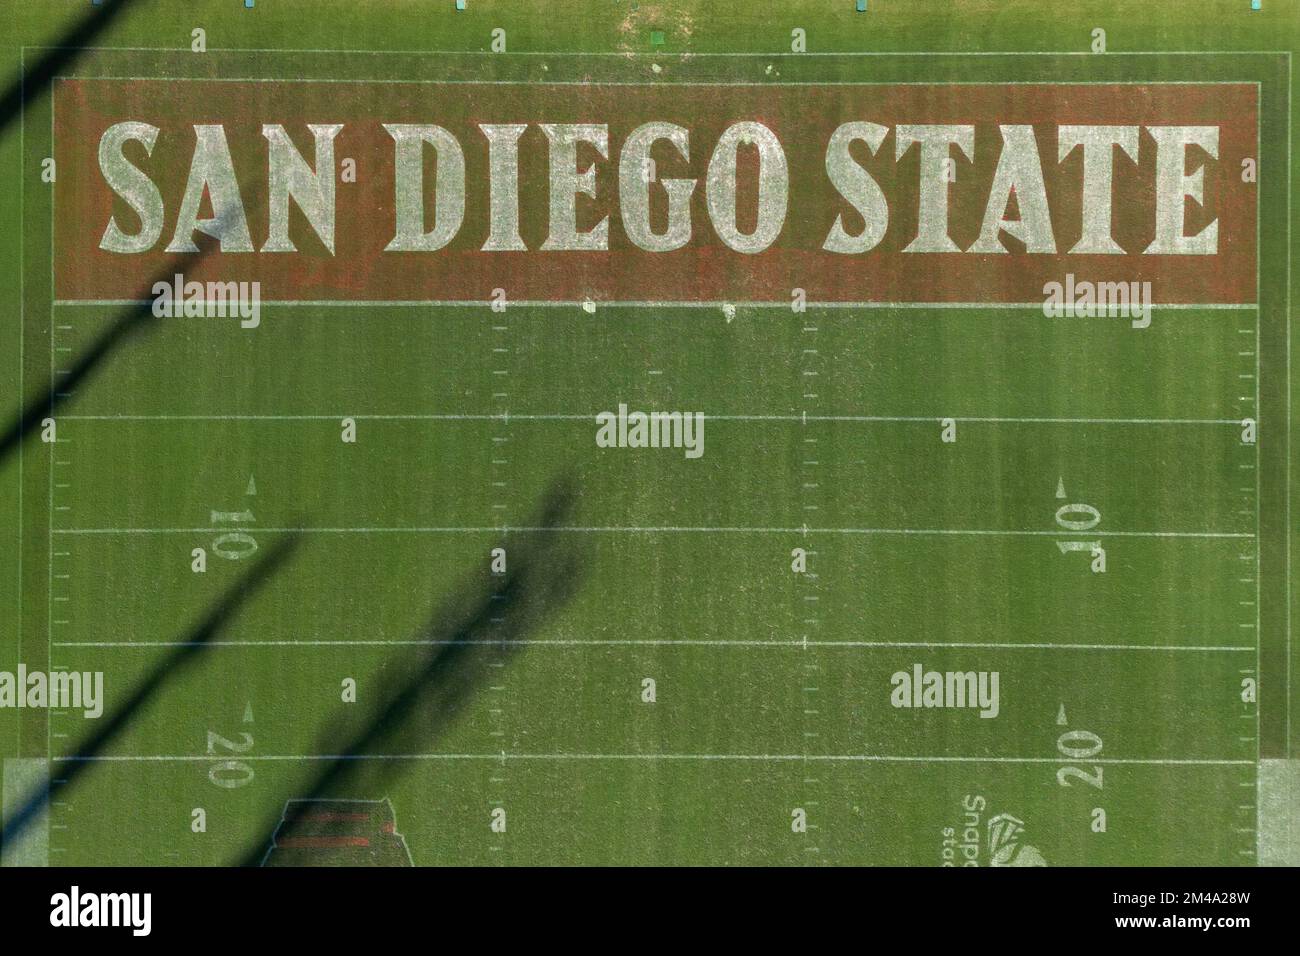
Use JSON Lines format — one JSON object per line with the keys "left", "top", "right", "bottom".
{"left": 1, "top": 0, "right": 1297, "bottom": 867}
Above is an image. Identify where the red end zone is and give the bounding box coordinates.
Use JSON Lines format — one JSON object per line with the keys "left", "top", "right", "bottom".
{"left": 53, "top": 79, "right": 1257, "bottom": 304}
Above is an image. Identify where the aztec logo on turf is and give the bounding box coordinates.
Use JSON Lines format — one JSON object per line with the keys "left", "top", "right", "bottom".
{"left": 596, "top": 404, "right": 705, "bottom": 459}
{"left": 890, "top": 663, "right": 999, "bottom": 718}
{"left": 50, "top": 886, "right": 151, "bottom": 936}
{"left": 1042, "top": 273, "right": 1153, "bottom": 329}
{"left": 941, "top": 796, "right": 1047, "bottom": 867}
{"left": 152, "top": 272, "right": 261, "bottom": 329}
{"left": 0, "top": 666, "right": 103, "bottom": 719}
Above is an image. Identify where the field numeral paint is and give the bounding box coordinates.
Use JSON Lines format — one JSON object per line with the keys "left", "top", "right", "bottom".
{"left": 207, "top": 730, "right": 255, "bottom": 790}
{"left": 1054, "top": 499, "right": 1106, "bottom": 573}
{"left": 211, "top": 509, "right": 258, "bottom": 560}
{"left": 208, "top": 475, "right": 260, "bottom": 560}
{"left": 1056, "top": 725, "right": 1104, "bottom": 790}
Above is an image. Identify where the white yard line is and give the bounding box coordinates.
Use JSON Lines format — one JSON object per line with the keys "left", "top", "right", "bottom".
{"left": 56, "top": 413, "right": 1243, "bottom": 425}
{"left": 49, "top": 525, "right": 1256, "bottom": 538}
{"left": 52, "top": 299, "right": 1258, "bottom": 309}
{"left": 53, "top": 639, "right": 1256, "bottom": 652}
{"left": 50, "top": 753, "right": 1254, "bottom": 766}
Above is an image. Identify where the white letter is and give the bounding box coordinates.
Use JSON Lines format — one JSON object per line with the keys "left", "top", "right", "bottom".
{"left": 619, "top": 122, "right": 695, "bottom": 252}
{"left": 1144, "top": 125, "right": 1219, "bottom": 254}
{"left": 480, "top": 124, "right": 527, "bottom": 251}
{"left": 969, "top": 125, "right": 1055, "bottom": 254}
{"left": 384, "top": 125, "right": 465, "bottom": 252}
{"left": 1059, "top": 125, "right": 1139, "bottom": 254}
{"left": 706, "top": 121, "right": 788, "bottom": 254}
{"left": 896, "top": 125, "right": 974, "bottom": 252}
{"left": 98, "top": 122, "right": 164, "bottom": 253}
{"left": 540, "top": 124, "right": 608, "bottom": 251}
{"left": 165, "top": 125, "right": 253, "bottom": 253}
{"left": 262, "top": 123, "right": 343, "bottom": 253}
{"left": 822, "top": 121, "right": 889, "bottom": 253}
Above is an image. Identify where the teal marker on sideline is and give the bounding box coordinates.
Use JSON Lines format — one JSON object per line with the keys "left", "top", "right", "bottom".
{"left": 856, "top": 0, "right": 867, "bottom": 11}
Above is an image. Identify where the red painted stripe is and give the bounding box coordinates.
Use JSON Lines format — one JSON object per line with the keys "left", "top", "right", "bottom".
{"left": 277, "top": 836, "right": 371, "bottom": 849}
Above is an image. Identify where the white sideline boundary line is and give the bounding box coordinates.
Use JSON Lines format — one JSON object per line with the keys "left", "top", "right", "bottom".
{"left": 15, "top": 49, "right": 23, "bottom": 762}
{"left": 1285, "top": 53, "right": 1293, "bottom": 758}
{"left": 52, "top": 639, "right": 1256, "bottom": 652}
{"left": 53, "top": 299, "right": 1258, "bottom": 310}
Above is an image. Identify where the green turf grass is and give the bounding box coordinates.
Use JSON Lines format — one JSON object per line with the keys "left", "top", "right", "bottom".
{"left": 0, "top": 1, "right": 1296, "bottom": 866}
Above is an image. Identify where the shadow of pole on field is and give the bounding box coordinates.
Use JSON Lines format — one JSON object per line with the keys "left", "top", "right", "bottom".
{"left": 1, "top": 200, "right": 258, "bottom": 464}
{"left": 0, "top": 533, "right": 300, "bottom": 856}
{"left": 239, "top": 478, "right": 584, "bottom": 867}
